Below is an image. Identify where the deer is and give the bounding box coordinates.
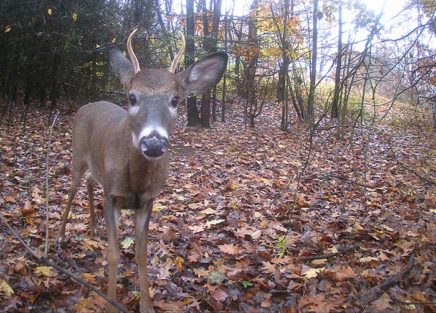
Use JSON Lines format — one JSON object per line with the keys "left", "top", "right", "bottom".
{"left": 56, "top": 29, "right": 227, "bottom": 313}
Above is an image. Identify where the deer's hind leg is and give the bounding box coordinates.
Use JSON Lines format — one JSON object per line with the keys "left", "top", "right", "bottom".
{"left": 57, "top": 164, "right": 87, "bottom": 242}
{"left": 85, "top": 172, "right": 97, "bottom": 237}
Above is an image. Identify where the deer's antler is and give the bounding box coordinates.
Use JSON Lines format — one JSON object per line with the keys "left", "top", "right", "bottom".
{"left": 127, "top": 28, "right": 141, "bottom": 74}
{"left": 170, "top": 31, "right": 186, "bottom": 73}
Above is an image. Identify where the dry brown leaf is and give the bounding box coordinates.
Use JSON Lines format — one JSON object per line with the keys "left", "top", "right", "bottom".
{"left": 325, "top": 266, "right": 356, "bottom": 281}
{"left": 218, "top": 243, "right": 239, "bottom": 255}
{"left": 371, "top": 292, "right": 392, "bottom": 311}
{"left": 210, "top": 289, "right": 228, "bottom": 302}
{"left": 189, "top": 225, "right": 204, "bottom": 233}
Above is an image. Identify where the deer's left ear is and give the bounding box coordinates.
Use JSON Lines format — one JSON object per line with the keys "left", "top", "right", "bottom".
{"left": 110, "top": 49, "right": 136, "bottom": 88}
{"left": 179, "top": 52, "right": 228, "bottom": 95}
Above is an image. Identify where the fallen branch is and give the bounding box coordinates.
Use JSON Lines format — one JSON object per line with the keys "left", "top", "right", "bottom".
{"left": 356, "top": 251, "right": 415, "bottom": 305}
{"left": 45, "top": 111, "right": 59, "bottom": 258}
{"left": 394, "top": 156, "right": 436, "bottom": 185}
{"left": 0, "top": 214, "right": 129, "bottom": 313}
{"left": 299, "top": 245, "right": 358, "bottom": 261}
{"left": 388, "top": 139, "right": 435, "bottom": 185}
{"left": 391, "top": 296, "right": 436, "bottom": 305}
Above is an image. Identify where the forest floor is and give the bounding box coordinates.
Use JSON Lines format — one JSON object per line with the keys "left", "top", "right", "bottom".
{"left": 0, "top": 100, "right": 435, "bottom": 313}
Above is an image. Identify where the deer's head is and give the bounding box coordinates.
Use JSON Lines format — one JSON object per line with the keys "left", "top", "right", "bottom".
{"left": 110, "top": 29, "right": 227, "bottom": 160}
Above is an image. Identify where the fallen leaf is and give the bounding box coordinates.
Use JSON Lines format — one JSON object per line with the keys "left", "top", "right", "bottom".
{"left": 218, "top": 244, "right": 239, "bottom": 255}
{"left": 121, "top": 237, "right": 134, "bottom": 249}
{"left": 372, "top": 292, "right": 392, "bottom": 311}
{"left": 302, "top": 266, "right": 324, "bottom": 279}
{"left": 34, "top": 266, "right": 54, "bottom": 277}
{"left": 81, "top": 273, "right": 97, "bottom": 284}
{"left": 0, "top": 279, "right": 14, "bottom": 296}
{"left": 210, "top": 289, "right": 228, "bottom": 302}
{"left": 325, "top": 266, "right": 356, "bottom": 281}
{"left": 189, "top": 225, "right": 204, "bottom": 233}
{"left": 206, "top": 219, "right": 225, "bottom": 227}
{"left": 174, "top": 256, "right": 184, "bottom": 271}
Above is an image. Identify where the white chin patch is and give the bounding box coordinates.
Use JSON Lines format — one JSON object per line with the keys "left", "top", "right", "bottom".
{"left": 129, "top": 106, "right": 140, "bottom": 115}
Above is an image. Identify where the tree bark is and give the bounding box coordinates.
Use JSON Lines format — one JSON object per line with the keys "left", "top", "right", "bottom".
{"left": 221, "top": 13, "right": 228, "bottom": 122}
{"left": 331, "top": 0, "right": 343, "bottom": 118}
{"left": 49, "top": 52, "right": 62, "bottom": 110}
{"left": 307, "top": 0, "right": 319, "bottom": 122}
{"left": 200, "top": 0, "right": 222, "bottom": 127}
{"left": 186, "top": 0, "right": 201, "bottom": 126}
{"left": 245, "top": 0, "right": 259, "bottom": 128}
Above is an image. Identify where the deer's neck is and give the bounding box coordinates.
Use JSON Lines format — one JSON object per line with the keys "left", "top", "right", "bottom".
{"left": 120, "top": 119, "right": 170, "bottom": 200}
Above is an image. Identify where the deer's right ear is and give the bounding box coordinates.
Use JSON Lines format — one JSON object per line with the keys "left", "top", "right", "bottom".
{"left": 110, "top": 49, "right": 135, "bottom": 88}
{"left": 179, "top": 52, "right": 228, "bottom": 95}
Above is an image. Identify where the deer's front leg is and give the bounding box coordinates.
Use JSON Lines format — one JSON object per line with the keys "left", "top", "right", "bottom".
{"left": 135, "top": 199, "right": 154, "bottom": 313}
{"left": 104, "top": 195, "right": 121, "bottom": 313}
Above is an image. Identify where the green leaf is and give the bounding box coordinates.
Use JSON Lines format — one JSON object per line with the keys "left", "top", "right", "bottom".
{"left": 241, "top": 281, "right": 253, "bottom": 289}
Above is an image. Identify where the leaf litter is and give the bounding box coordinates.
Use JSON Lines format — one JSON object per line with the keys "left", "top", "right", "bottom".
{"left": 0, "top": 103, "right": 435, "bottom": 312}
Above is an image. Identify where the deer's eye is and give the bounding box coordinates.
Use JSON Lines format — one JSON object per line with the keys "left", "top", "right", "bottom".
{"left": 171, "top": 96, "right": 180, "bottom": 108}
{"left": 129, "top": 94, "right": 137, "bottom": 105}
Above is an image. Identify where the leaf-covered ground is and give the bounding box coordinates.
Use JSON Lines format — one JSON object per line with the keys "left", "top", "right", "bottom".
{"left": 0, "top": 102, "right": 435, "bottom": 312}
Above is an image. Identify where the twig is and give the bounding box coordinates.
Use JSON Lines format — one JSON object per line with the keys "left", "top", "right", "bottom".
{"left": 45, "top": 111, "right": 59, "bottom": 258}
{"left": 299, "top": 245, "right": 358, "bottom": 261}
{"left": 356, "top": 251, "right": 415, "bottom": 305}
{"left": 388, "top": 139, "right": 436, "bottom": 185}
{"left": 0, "top": 214, "right": 129, "bottom": 313}
{"left": 391, "top": 296, "right": 436, "bottom": 305}
{"left": 316, "top": 173, "right": 368, "bottom": 188}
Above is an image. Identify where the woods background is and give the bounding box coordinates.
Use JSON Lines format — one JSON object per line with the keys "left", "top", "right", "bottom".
{"left": 1, "top": 0, "right": 434, "bottom": 129}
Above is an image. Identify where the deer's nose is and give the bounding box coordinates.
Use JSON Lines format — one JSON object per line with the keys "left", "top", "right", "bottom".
{"left": 139, "top": 135, "right": 168, "bottom": 158}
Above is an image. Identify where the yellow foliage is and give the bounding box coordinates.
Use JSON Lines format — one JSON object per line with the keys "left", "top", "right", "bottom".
{"left": 34, "top": 266, "right": 54, "bottom": 277}
{"left": 0, "top": 279, "right": 14, "bottom": 296}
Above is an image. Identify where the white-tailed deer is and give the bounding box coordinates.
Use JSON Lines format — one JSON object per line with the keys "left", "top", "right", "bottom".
{"left": 57, "top": 29, "right": 227, "bottom": 313}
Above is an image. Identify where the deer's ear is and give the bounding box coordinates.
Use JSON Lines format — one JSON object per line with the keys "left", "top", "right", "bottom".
{"left": 110, "top": 49, "right": 135, "bottom": 88}
{"left": 179, "top": 52, "right": 227, "bottom": 95}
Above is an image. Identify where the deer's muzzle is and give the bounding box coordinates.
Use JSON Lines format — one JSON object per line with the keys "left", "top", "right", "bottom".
{"left": 139, "top": 133, "right": 168, "bottom": 159}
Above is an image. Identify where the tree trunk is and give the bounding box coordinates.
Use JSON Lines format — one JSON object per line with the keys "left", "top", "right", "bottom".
{"left": 307, "top": 0, "right": 318, "bottom": 122}
{"left": 185, "top": 0, "right": 201, "bottom": 126}
{"left": 134, "top": 0, "right": 155, "bottom": 67}
{"left": 245, "top": 0, "right": 258, "bottom": 128}
{"left": 221, "top": 13, "right": 228, "bottom": 122}
{"left": 90, "top": 49, "right": 98, "bottom": 101}
{"left": 200, "top": 0, "right": 222, "bottom": 127}
{"left": 201, "top": 93, "right": 211, "bottom": 127}
{"left": 331, "top": 0, "right": 343, "bottom": 118}
{"left": 49, "top": 52, "right": 62, "bottom": 110}
{"left": 154, "top": 0, "right": 174, "bottom": 60}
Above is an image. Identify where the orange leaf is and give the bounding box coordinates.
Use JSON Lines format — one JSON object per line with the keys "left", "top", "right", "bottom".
{"left": 218, "top": 244, "right": 239, "bottom": 255}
